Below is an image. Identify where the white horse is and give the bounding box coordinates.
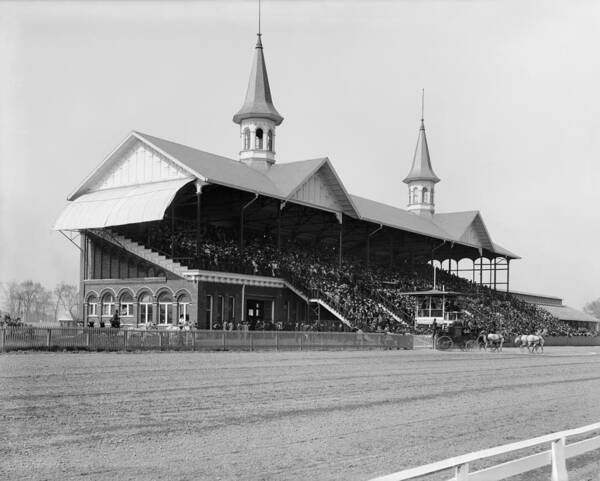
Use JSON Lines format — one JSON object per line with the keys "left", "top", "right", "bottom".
{"left": 478, "top": 331, "right": 504, "bottom": 352}
{"left": 515, "top": 334, "right": 544, "bottom": 353}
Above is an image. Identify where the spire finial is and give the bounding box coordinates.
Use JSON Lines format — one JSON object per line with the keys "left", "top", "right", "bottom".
{"left": 421, "top": 88, "right": 425, "bottom": 123}
{"left": 258, "top": 0, "right": 261, "bottom": 36}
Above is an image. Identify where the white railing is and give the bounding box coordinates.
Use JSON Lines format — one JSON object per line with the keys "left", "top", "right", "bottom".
{"left": 368, "top": 421, "right": 600, "bottom": 481}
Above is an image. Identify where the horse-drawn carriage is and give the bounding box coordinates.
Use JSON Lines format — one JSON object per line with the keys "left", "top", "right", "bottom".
{"left": 435, "top": 321, "right": 479, "bottom": 351}
{"left": 435, "top": 322, "right": 506, "bottom": 352}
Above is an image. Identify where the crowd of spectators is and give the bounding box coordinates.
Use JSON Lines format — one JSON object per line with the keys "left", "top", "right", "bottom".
{"left": 121, "top": 221, "right": 597, "bottom": 336}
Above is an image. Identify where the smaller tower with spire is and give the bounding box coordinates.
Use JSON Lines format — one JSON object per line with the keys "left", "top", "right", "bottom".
{"left": 403, "top": 91, "right": 440, "bottom": 216}
{"left": 233, "top": 30, "right": 283, "bottom": 170}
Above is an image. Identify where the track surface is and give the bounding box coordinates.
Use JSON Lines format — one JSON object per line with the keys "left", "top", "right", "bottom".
{"left": 2, "top": 348, "right": 600, "bottom": 481}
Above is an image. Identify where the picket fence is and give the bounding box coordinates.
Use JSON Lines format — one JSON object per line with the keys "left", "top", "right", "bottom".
{"left": 0, "top": 327, "right": 413, "bottom": 352}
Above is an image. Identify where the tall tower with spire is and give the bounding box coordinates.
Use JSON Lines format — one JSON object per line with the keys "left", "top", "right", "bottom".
{"left": 233, "top": 29, "right": 283, "bottom": 170}
{"left": 403, "top": 92, "right": 440, "bottom": 216}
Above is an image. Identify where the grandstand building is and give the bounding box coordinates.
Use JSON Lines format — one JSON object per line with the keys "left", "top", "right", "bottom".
{"left": 511, "top": 291, "right": 600, "bottom": 333}
{"left": 54, "top": 31, "right": 519, "bottom": 330}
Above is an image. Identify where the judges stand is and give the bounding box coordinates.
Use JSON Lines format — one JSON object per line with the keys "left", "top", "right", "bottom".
{"left": 397, "top": 288, "right": 466, "bottom": 327}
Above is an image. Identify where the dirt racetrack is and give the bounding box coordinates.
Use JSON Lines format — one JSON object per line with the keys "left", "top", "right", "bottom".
{"left": 2, "top": 347, "right": 600, "bottom": 481}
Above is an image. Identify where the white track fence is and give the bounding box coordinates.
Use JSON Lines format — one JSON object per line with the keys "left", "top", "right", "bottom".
{"left": 368, "top": 421, "right": 600, "bottom": 481}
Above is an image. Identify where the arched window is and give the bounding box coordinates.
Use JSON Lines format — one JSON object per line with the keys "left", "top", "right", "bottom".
{"left": 139, "top": 293, "right": 153, "bottom": 325}
{"left": 177, "top": 293, "right": 192, "bottom": 323}
{"left": 255, "top": 128, "right": 263, "bottom": 149}
{"left": 158, "top": 292, "right": 174, "bottom": 324}
{"left": 243, "top": 128, "right": 250, "bottom": 150}
{"left": 120, "top": 292, "right": 133, "bottom": 318}
{"left": 101, "top": 293, "right": 115, "bottom": 317}
{"left": 423, "top": 187, "right": 429, "bottom": 203}
{"left": 87, "top": 295, "right": 98, "bottom": 317}
{"left": 267, "top": 130, "right": 273, "bottom": 151}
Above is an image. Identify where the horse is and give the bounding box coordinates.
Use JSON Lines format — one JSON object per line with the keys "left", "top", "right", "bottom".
{"left": 515, "top": 334, "right": 544, "bottom": 353}
{"left": 478, "top": 330, "right": 504, "bottom": 352}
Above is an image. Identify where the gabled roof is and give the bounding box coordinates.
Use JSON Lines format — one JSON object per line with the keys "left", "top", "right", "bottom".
{"left": 134, "top": 132, "right": 282, "bottom": 198}
{"left": 403, "top": 120, "right": 440, "bottom": 184}
{"left": 433, "top": 211, "right": 495, "bottom": 252}
{"left": 232, "top": 35, "right": 283, "bottom": 126}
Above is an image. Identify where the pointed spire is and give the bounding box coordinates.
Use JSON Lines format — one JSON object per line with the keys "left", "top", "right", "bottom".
{"left": 233, "top": 34, "right": 284, "bottom": 126}
{"left": 403, "top": 94, "right": 440, "bottom": 184}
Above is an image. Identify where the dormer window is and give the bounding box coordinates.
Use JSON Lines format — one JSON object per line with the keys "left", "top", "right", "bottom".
{"left": 255, "top": 128, "right": 264, "bottom": 149}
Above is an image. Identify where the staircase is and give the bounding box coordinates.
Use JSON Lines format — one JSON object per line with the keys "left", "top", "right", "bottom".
{"left": 308, "top": 297, "right": 353, "bottom": 329}
{"left": 378, "top": 303, "right": 405, "bottom": 325}
{"left": 88, "top": 229, "right": 192, "bottom": 279}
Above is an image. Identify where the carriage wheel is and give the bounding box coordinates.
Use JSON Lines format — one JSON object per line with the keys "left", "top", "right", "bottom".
{"left": 436, "top": 336, "right": 453, "bottom": 351}
{"left": 464, "top": 340, "right": 476, "bottom": 351}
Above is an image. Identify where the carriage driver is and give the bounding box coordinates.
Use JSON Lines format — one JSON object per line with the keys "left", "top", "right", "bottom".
{"left": 432, "top": 319, "right": 439, "bottom": 349}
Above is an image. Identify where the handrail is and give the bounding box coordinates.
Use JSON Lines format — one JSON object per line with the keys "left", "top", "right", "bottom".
{"left": 368, "top": 421, "right": 600, "bottom": 481}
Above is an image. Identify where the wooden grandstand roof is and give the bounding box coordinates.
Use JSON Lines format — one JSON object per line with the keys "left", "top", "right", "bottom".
{"left": 59, "top": 131, "right": 518, "bottom": 259}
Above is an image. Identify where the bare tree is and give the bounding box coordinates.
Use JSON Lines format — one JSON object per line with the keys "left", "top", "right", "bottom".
{"left": 583, "top": 299, "right": 600, "bottom": 320}
{"left": 0, "top": 281, "right": 53, "bottom": 323}
{"left": 54, "top": 283, "right": 80, "bottom": 321}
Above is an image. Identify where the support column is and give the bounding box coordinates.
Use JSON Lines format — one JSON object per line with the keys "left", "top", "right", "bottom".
{"left": 335, "top": 212, "right": 343, "bottom": 267}
{"left": 480, "top": 259, "right": 484, "bottom": 288}
{"left": 195, "top": 181, "right": 204, "bottom": 267}
{"left": 240, "top": 194, "right": 259, "bottom": 252}
{"left": 506, "top": 258, "right": 510, "bottom": 293}
{"left": 367, "top": 224, "right": 383, "bottom": 268}
{"left": 493, "top": 258, "right": 497, "bottom": 290}
{"left": 278, "top": 201, "right": 285, "bottom": 251}
{"left": 170, "top": 204, "right": 175, "bottom": 259}
{"left": 152, "top": 299, "right": 158, "bottom": 325}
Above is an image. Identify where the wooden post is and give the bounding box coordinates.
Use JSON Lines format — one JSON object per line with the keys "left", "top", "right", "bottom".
{"left": 192, "top": 331, "right": 196, "bottom": 351}
{"left": 0, "top": 328, "right": 5, "bottom": 353}
{"left": 455, "top": 463, "right": 469, "bottom": 481}
{"left": 222, "top": 332, "right": 226, "bottom": 350}
{"left": 300, "top": 333, "right": 303, "bottom": 351}
{"left": 46, "top": 329, "right": 51, "bottom": 349}
{"left": 123, "top": 330, "right": 128, "bottom": 351}
{"left": 250, "top": 333, "right": 254, "bottom": 352}
{"left": 551, "top": 438, "right": 568, "bottom": 481}
{"left": 275, "top": 331, "right": 279, "bottom": 351}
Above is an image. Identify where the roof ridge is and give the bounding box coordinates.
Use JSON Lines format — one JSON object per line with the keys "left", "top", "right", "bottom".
{"left": 133, "top": 131, "right": 237, "bottom": 164}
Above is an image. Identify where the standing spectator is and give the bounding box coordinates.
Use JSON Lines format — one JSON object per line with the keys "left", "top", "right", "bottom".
{"left": 111, "top": 309, "right": 121, "bottom": 328}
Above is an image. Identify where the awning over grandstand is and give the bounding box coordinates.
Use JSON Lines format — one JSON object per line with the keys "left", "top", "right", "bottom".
{"left": 541, "top": 305, "right": 600, "bottom": 324}
{"left": 53, "top": 178, "right": 194, "bottom": 230}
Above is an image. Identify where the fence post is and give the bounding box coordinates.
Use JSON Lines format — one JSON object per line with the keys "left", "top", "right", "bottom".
{"left": 250, "top": 333, "right": 254, "bottom": 352}
{"left": 192, "top": 331, "right": 196, "bottom": 351}
{"left": 275, "top": 331, "right": 279, "bottom": 351}
{"left": 551, "top": 437, "right": 568, "bottom": 481}
{"left": 159, "top": 332, "right": 163, "bottom": 350}
{"left": 46, "top": 329, "right": 52, "bottom": 349}
{"left": 455, "top": 463, "right": 469, "bottom": 481}
{"left": 86, "top": 330, "right": 90, "bottom": 349}
{"left": 300, "top": 333, "right": 303, "bottom": 351}
{"left": 123, "top": 330, "right": 128, "bottom": 351}
{"left": 0, "top": 329, "right": 5, "bottom": 353}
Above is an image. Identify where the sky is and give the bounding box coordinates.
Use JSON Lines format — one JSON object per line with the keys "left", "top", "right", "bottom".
{"left": 1, "top": 0, "right": 599, "bottom": 310}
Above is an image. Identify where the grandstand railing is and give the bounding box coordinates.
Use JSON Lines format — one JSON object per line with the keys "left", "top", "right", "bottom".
{"left": 368, "top": 421, "right": 600, "bottom": 481}
{"left": 0, "top": 327, "right": 413, "bottom": 352}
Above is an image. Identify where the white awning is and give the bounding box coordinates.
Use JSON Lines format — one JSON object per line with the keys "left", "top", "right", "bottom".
{"left": 53, "top": 178, "right": 194, "bottom": 230}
